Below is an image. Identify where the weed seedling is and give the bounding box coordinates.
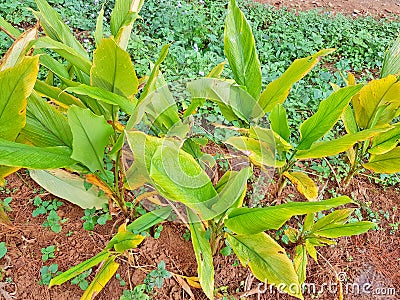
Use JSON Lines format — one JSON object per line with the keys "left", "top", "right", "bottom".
{"left": 182, "top": 229, "right": 191, "bottom": 242}
{"left": 39, "top": 264, "right": 59, "bottom": 285}
{"left": 43, "top": 210, "right": 62, "bottom": 233}
{"left": 41, "top": 246, "right": 55, "bottom": 262}
{"left": 115, "top": 273, "right": 126, "bottom": 286}
{"left": 0, "top": 242, "right": 6, "bottom": 259}
{"left": 153, "top": 225, "right": 163, "bottom": 239}
{"left": 232, "top": 259, "right": 239, "bottom": 267}
{"left": 71, "top": 269, "right": 92, "bottom": 291}
{"left": 220, "top": 240, "right": 233, "bottom": 256}
{"left": 32, "top": 196, "right": 62, "bottom": 217}
{"left": 144, "top": 261, "right": 171, "bottom": 292}
{"left": 81, "top": 205, "right": 111, "bottom": 231}
{"left": 0, "top": 197, "right": 12, "bottom": 213}
{"left": 32, "top": 196, "right": 64, "bottom": 233}
{"left": 120, "top": 284, "right": 150, "bottom": 300}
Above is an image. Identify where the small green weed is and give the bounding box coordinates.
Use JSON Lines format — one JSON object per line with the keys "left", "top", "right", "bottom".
{"left": 71, "top": 269, "right": 92, "bottom": 290}
{"left": 214, "top": 153, "right": 229, "bottom": 172}
{"left": 153, "top": 225, "right": 163, "bottom": 239}
{"left": 0, "top": 242, "right": 7, "bottom": 259}
{"left": 32, "top": 196, "right": 64, "bottom": 233}
{"left": 39, "top": 264, "right": 59, "bottom": 285}
{"left": 232, "top": 259, "right": 239, "bottom": 267}
{"left": 32, "top": 196, "right": 62, "bottom": 217}
{"left": 220, "top": 245, "right": 232, "bottom": 256}
{"left": 0, "top": 197, "right": 12, "bottom": 215}
{"left": 41, "top": 245, "right": 55, "bottom": 262}
{"left": 389, "top": 222, "right": 399, "bottom": 234}
{"left": 81, "top": 205, "right": 111, "bottom": 231}
{"left": 182, "top": 229, "right": 191, "bottom": 242}
{"left": 115, "top": 273, "right": 126, "bottom": 287}
{"left": 43, "top": 210, "right": 64, "bottom": 233}
{"left": 0, "top": 183, "right": 18, "bottom": 195}
{"left": 120, "top": 284, "right": 150, "bottom": 300}
{"left": 143, "top": 261, "right": 171, "bottom": 293}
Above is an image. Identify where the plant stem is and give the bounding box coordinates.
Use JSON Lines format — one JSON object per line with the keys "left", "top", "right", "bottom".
{"left": 276, "top": 149, "right": 298, "bottom": 196}
{"left": 208, "top": 221, "right": 223, "bottom": 255}
{"left": 114, "top": 149, "right": 128, "bottom": 216}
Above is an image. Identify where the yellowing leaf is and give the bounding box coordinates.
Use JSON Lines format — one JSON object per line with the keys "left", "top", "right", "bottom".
{"left": 226, "top": 136, "right": 284, "bottom": 168}
{"left": 352, "top": 75, "right": 400, "bottom": 129}
{"left": 370, "top": 123, "right": 400, "bottom": 155}
{"left": 283, "top": 172, "right": 318, "bottom": 200}
{"left": 364, "top": 147, "right": 400, "bottom": 173}
{"left": 228, "top": 233, "right": 303, "bottom": 299}
{"left": 117, "top": 222, "right": 127, "bottom": 233}
{"left": 81, "top": 256, "right": 119, "bottom": 300}
{"left": 0, "top": 166, "right": 19, "bottom": 186}
{"left": 185, "top": 277, "right": 201, "bottom": 289}
{"left": 294, "top": 245, "right": 307, "bottom": 285}
{"left": 91, "top": 38, "right": 138, "bottom": 98}
{"left": 113, "top": 232, "right": 145, "bottom": 253}
{"left": 106, "top": 221, "right": 146, "bottom": 253}
{"left": 305, "top": 240, "right": 318, "bottom": 263}
{"left": 0, "top": 56, "right": 39, "bottom": 141}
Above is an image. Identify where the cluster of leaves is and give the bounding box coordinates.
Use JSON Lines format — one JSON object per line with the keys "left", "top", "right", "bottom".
{"left": 41, "top": 245, "right": 55, "bottom": 262}
{"left": 143, "top": 261, "right": 171, "bottom": 293}
{"left": 120, "top": 284, "right": 149, "bottom": 300}
{"left": 81, "top": 205, "right": 111, "bottom": 231}
{"left": 39, "top": 264, "right": 59, "bottom": 285}
{"left": 32, "top": 196, "right": 64, "bottom": 233}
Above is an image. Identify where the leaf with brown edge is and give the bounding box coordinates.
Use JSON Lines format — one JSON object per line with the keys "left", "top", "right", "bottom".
{"left": 0, "top": 27, "right": 37, "bottom": 71}
{"left": 86, "top": 174, "right": 114, "bottom": 198}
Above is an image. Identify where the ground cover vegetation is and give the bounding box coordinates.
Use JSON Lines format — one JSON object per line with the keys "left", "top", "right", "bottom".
{"left": 0, "top": 0, "right": 399, "bottom": 299}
